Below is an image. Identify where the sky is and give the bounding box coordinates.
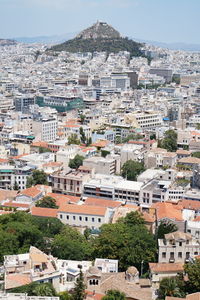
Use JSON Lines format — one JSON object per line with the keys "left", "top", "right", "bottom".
{"left": 0, "top": 0, "right": 200, "bottom": 44}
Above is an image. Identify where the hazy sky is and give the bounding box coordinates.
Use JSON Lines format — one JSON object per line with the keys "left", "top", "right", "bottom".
{"left": 1, "top": 0, "right": 200, "bottom": 43}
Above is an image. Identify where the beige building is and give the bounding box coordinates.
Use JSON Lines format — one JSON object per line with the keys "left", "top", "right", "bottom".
{"left": 83, "top": 155, "right": 120, "bottom": 175}
{"left": 58, "top": 204, "right": 110, "bottom": 230}
{"left": 158, "top": 231, "right": 200, "bottom": 263}
{"left": 124, "top": 111, "right": 163, "bottom": 130}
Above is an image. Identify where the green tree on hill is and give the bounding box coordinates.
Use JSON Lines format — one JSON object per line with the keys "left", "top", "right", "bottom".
{"left": 69, "top": 154, "right": 84, "bottom": 169}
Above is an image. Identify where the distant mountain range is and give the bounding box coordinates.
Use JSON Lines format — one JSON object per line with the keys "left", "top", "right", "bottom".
{"left": 0, "top": 39, "right": 17, "bottom": 46}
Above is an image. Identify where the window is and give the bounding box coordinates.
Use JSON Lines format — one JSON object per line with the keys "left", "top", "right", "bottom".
{"left": 186, "top": 240, "right": 189, "bottom": 245}
{"left": 178, "top": 252, "right": 182, "bottom": 258}
{"left": 162, "top": 252, "right": 166, "bottom": 258}
{"left": 60, "top": 214, "right": 63, "bottom": 219}
{"left": 85, "top": 217, "right": 88, "bottom": 221}
{"left": 170, "top": 252, "right": 174, "bottom": 259}
{"left": 79, "top": 216, "right": 82, "bottom": 221}
{"left": 179, "top": 242, "right": 182, "bottom": 246}
{"left": 92, "top": 218, "right": 95, "bottom": 222}
{"left": 186, "top": 252, "right": 190, "bottom": 259}
{"left": 194, "top": 252, "right": 198, "bottom": 256}
{"left": 66, "top": 215, "right": 69, "bottom": 220}
{"left": 98, "top": 218, "right": 101, "bottom": 223}
{"left": 73, "top": 216, "right": 76, "bottom": 220}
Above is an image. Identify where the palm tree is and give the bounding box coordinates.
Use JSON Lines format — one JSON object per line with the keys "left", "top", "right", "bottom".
{"left": 33, "top": 283, "right": 56, "bottom": 297}
{"left": 102, "top": 290, "right": 126, "bottom": 300}
{"left": 158, "top": 277, "right": 183, "bottom": 299}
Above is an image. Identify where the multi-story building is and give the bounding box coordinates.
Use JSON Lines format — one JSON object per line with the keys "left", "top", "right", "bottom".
{"left": 125, "top": 111, "right": 163, "bottom": 130}
{"left": 32, "top": 117, "right": 57, "bottom": 142}
{"left": 14, "top": 95, "right": 35, "bottom": 112}
{"left": 83, "top": 155, "right": 120, "bottom": 175}
{"left": 158, "top": 231, "right": 200, "bottom": 263}
{"left": 51, "top": 167, "right": 92, "bottom": 196}
{"left": 83, "top": 174, "right": 143, "bottom": 203}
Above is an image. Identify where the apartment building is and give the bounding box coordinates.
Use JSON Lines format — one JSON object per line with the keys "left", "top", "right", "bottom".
{"left": 83, "top": 174, "right": 143, "bottom": 203}
{"left": 51, "top": 167, "right": 92, "bottom": 196}
{"left": 82, "top": 155, "right": 120, "bottom": 175}
{"left": 32, "top": 117, "right": 57, "bottom": 142}
{"left": 158, "top": 231, "right": 200, "bottom": 263}
{"left": 125, "top": 111, "right": 163, "bottom": 130}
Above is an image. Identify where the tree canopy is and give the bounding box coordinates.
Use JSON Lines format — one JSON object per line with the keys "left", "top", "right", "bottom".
{"left": 102, "top": 290, "right": 126, "bottom": 300}
{"left": 156, "top": 220, "right": 178, "bottom": 239}
{"left": 69, "top": 154, "right": 84, "bottom": 169}
{"left": 26, "top": 170, "right": 48, "bottom": 187}
{"left": 36, "top": 196, "right": 58, "bottom": 209}
{"left": 159, "top": 129, "right": 177, "bottom": 152}
{"left": 92, "top": 212, "right": 156, "bottom": 271}
{"left": 68, "top": 134, "right": 80, "bottom": 145}
{"left": 121, "top": 160, "right": 145, "bottom": 181}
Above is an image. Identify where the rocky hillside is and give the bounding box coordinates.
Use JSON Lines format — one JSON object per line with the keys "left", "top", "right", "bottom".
{"left": 49, "top": 21, "right": 143, "bottom": 57}
{"left": 76, "top": 21, "right": 121, "bottom": 39}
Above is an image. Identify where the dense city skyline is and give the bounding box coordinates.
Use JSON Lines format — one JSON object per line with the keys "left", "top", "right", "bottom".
{"left": 1, "top": 0, "right": 200, "bottom": 44}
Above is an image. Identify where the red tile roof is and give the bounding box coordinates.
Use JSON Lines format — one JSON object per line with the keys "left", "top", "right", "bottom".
{"left": 19, "top": 187, "right": 42, "bottom": 198}
{"left": 152, "top": 202, "right": 183, "bottom": 221}
{"left": 31, "top": 207, "right": 58, "bottom": 218}
{"left": 149, "top": 262, "right": 184, "bottom": 273}
{"left": 58, "top": 204, "right": 107, "bottom": 216}
{"left": 84, "top": 197, "right": 122, "bottom": 208}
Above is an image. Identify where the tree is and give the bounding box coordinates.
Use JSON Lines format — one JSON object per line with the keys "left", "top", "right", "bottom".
{"left": 39, "top": 146, "right": 51, "bottom": 153}
{"left": 184, "top": 258, "right": 200, "bottom": 293}
{"left": 79, "top": 114, "right": 86, "bottom": 124}
{"left": 73, "top": 267, "right": 86, "bottom": 300}
{"left": 13, "top": 181, "right": 19, "bottom": 191}
{"left": 102, "top": 290, "right": 126, "bottom": 300}
{"left": 121, "top": 160, "right": 145, "bottom": 181}
{"left": 101, "top": 150, "right": 110, "bottom": 158}
{"left": 196, "top": 123, "right": 200, "bottom": 130}
{"left": 58, "top": 291, "right": 72, "bottom": 300}
{"left": 86, "top": 137, "right": 92, "bottom": 146}
{"left": 192, "top": 151, "right": 200, "bottom": 158}
{"left": 158, "top": 277, "right": 184, "bottom": 299}
{"left": 33, "top": 283, "right": 56, "bottom": 297}
{"left": 92, "top": 221, "right": 156, "bottom": 271}
{"left": 160, "top": 129, "right": 177, "bottom": 152}
{"left": 68, "top": 134, "right": 80, "bottom": 145}
{"left": 26, "top": 170, "right": 48, "bottom": 187}
{"left": 79, "top": 127, "right": 86, "bottom": 144}
{"left": 69, "top": 154, "right": 84, "bottom": 169}
{"left": 51, "top": 226, "right": 92, "bottom": 260}
{"left": 120, "top": 211, "right": 145, "bottom": 226}
{"left": 156, "top": 220, "right": 178, "bottom": 239}
{"left": 36, "top": 196, "right": 58, "bottom": 209}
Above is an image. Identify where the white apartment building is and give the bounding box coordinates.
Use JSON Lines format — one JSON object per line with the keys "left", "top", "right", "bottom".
{"left": 83, "top": 174, "right": 143, "bottom": 203}
{"left": 32, "top": 117, "right": 57, "bottom": 142}
{"left": 83, "top": 156, "right": 120, "bottom": 175}
{"left": 125, "top": 111, "right": 163, "bottom": 130}
{"left": 58, "top": 204, "right": 110, "bottom": 230}
{"left": 158, "top": 231, "right": 200, "bottom": 263}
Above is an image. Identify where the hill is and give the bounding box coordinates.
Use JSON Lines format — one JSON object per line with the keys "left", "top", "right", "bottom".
{"left": 0, "top": 39, "right": 17, "bottom": 46}
{"left": 49, "top": 21, "right": 143, "bottom": 57}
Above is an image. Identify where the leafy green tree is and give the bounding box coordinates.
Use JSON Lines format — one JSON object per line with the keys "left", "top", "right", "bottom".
{"left": 160, "top": 129, "right": 177, "bottom": 152}
{"left": 10, "top": 282, "right": 56, "bottom": 296}
{"left": 33, "top": 283, "right": 56, "bottom": 296}
{"left": 68, "top": 134, "right": 80, "bottom": 145}
{"left": 69, "top": 154, "right": 84, "bottom": 169}
{"left": 36, "top": 196, "right": 58, "bottom": 209}
{"left": 101, "top": 150, "right": 110, "bottom": 158}
{"left": 0, "top": 229, "right": 19, "bottom": 262}
{"left": 184, "top": 258, "right": 200, "bottom": 293}
{"left": 120, "top": 211, "right": 145, "bottom": 226}
{"left": 93, "top": 221, "right": 156, "bottom": 271}
{"left": 156, "top": 220, "right": 178, "bottom": 239}
{"left": 79, "top": 127, "right": 86, "bottom": 144}
{"left": 13, "top": 181, "right": 19, "bottom": 191}
{"left": 122, "top": 134, "right": 143, "bottom": 143}
{"left": 73, "top": 267, "right": 86, "bottom": 300}
{"left": 26, "top": 170, "right": 48, "bottom": 187}
{"left": 80, "top": 114, "right": 86, "bottom": 124}
{"left": 121, "top": 160, "right": 145, "bottom": 181}
{"left": 39, "top": 146, "right": 51, "bottom": 153}
{"left": 196, "top": 123, "right": 200, "bottom": 130}
{"left": 58, "top": 291, "right": 72, "bottom": 300}
{"left": 102, "top": 290, "right": 126, "bottom": 300}
{"left": 192, "top": 151, "right": 200, "bottom": 158}
{"left": 51, "top": 226, "right": 92, "bottom": 260}
{"left": 31, "top": 216, "right": 64, "bottom": 237}
{"left": 86, "top": 137, "right": 92, "bottom": 146}
{"left": 158, "top": 277, "right": 184, "bottom": 299}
